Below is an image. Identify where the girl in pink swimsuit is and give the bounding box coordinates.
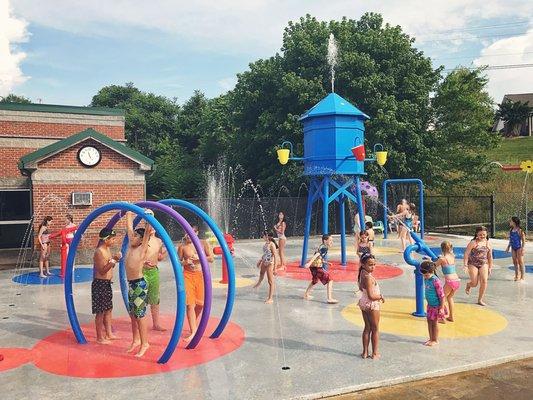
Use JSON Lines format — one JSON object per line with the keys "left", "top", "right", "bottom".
{"left": 357, "top": 253, "right": 385, "bottom": 359}
{"left": 435, "top": 241, "right": 460, "bottom": 322}
{"left": 464, "top": 226, "right": 493, "bottom": 306}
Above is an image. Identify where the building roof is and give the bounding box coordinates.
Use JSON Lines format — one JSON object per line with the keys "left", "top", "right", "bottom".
{"left": 18, "top": 128, "right": 153, "bottom": 170}
{"left": 0, "top": 102, "right": 124, "bottom": 116}
{"left": 502, "top": 93, "right": 533, "bottom": 105}
{"left": 300, "top": 93, "right": 370, "bottom": 121}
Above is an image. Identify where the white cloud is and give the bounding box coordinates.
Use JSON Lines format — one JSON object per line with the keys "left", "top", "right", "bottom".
{"left": 474, "top": 28, "right": 533, "bottom": 103}
{"left": 0, "top": 0, "right": 29, "bottom": 96}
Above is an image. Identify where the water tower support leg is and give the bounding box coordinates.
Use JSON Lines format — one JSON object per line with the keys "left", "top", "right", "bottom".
{"left": 355, "top": 176, "right": 365, "bottom": 234}
{"left": 340, "top": 194, "right": 347, "bottom": 266}
{"left": 322, "top": 177, "right": 329, "bottom": 235}
{"left": 301, "top": 180, "right": 316, "bottom": 267}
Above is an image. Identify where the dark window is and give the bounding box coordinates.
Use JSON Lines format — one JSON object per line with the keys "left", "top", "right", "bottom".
{"left": 0, "top": 190, "right": 31, "bottom": 221}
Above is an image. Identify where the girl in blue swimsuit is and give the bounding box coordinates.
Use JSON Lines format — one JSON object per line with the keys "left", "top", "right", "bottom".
{"left": 506, "top": 217, "right": 526, "bottom": 281}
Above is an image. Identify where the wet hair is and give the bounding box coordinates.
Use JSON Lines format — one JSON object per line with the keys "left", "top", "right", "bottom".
{"left": 409, "top": 203, "right": 416, "bottom": 212}
{"left": 358, "top": 253, "right": 375, "bottom": 288}
{"left": 510, "top": 217, "right": 521, "bottom": 230}
{"left": 365, "top": 221, "right": 373, "bottom": 229}
{"left": 39, "top": 216, "right": 52, "bottom": 229}
{"left": 264, "top": 230, "right": 278, "bottom": 249}
{"left": 359, "top": 230, "right": 369, "bottom": 239}
{"left": 276, "top": 211, "right": 286, "bottom": 224}
{"left": 440, "top": 241, "right": 453, "bottom": 255}
{"left": 321, "top": 234, "right": 331, "bottom": 242}
{"left": 66, "top": 213, "right": 74, "bottom": 223}
{"left": 473, "top": 226, "right": 488, "bottom": 241}
{"left": 420, "top": 260, "right": 437, "bottom": 275}
{"left": 99, "top": 228, "right": 116, "bottom": 240}
{"left": 134, "top": 227, "right": 146, "bottom": 238}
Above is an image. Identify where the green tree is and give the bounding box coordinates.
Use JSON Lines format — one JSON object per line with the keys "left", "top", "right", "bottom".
{"left": 432, "top": 67, "right": 499, "bottom": 189}
{"left": 496, "top": 99, "right": 532, "bottom": 137}
{"left": 0, "top": 94, "right": 31, "bottom": 103}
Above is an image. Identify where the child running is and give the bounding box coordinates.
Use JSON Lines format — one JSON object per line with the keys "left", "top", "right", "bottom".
{"left": 92, "top": 228, "right": 121, "bottom": 344}
{"left": 506, "top": 217, "right": 526, "bottom": 281}
{"left": 420, "top": 261, "right": 445, "bottom": 346}
{"left": 357, "top": 229, "right": 373, "bottom": 258}
{"left": 357, "top": 253, "right": 384, "bottom": 359}
{"left": 253, "top": 230, "right": 278, "bottom": 304}
{"left": 124, "top": 211, "right": 152, "bottom": 357}
{"left": 303, "top": 234, "right": 338, "bottom": 304}
{"left": 434, "top": 241, "right": 460, "bottom": 322}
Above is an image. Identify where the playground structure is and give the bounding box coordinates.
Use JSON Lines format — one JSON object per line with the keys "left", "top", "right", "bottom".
{"left": 64, "top": 199, "right": 236, "bottom": 364}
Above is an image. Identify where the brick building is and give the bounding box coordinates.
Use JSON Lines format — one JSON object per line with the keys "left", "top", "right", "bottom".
{"left": 0, "top": 102, "right": 153, "bottom": 263}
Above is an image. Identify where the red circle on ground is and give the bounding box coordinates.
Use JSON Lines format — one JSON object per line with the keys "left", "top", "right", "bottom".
{"left": 277, "top": 260, "right": 403, "bottom": 282}
{"left": 0, "top": 348, "right": 32, "bottom": 372}
{"left": 24, "top": 316, "right": 244, "bottom": 378}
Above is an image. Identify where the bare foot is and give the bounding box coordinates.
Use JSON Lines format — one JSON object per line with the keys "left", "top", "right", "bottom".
{"left": 265, "top": 298, "right": 273, "bottom": 304}
{"left": 106, "top": 334, "right": 119, "bottom": 340}
{"left": 327, "top": 299, "right": 339, "bottom": 304}
{"left": 152, "top": 326, "right": 167, "bottom": 332}
{"left": 360, "top": 352, "right": 368, "bottom": 359}
{"left": 126, "top": 341, "right": 140, "bottom": 353}
{"left": 371, "top": 353, "right": 381, "bottom": 359}
{"left": 135, "top": 344, "right": 150, "bottom": 358}
{"left": 303, "top": 294, "right": 313, "bottom": 300}
{"left": 446, "top": 317, "right": 454, "bottom": 322}
{"left": 427, "top": 341, "right": 438, "bottom": 347}
{"left": 45, "top": 271, "right": 52, "bottom": 276}
{"left": 514, "top": 276, "right": 519, "bottom": 281}
{"left": 252, "top": 283, "right": 260, "bottom": 289}
{"left": 183, "top": 331, "right": 196, "bottom": 342}
{"left": 465, "top": 283, "right": 471, "bottom": 295}
{"left": 96, "top": 338, "right": 111, "bottom": 345}
{"left": 423, "top": 340, "right": 431, "bottom": 346}
{"left": 438, "top": 319, "right": 446, "bottom": 324}
{"left": 477, "top": 300, "right": 486, "bottom": 306}
{"left": 39, "top": 274, "right": 47, "bottom": 278}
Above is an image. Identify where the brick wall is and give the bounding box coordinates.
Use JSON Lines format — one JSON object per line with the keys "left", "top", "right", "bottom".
{"left": 0, "top": 121, "right": 124, "bottom": 140}
{"left": 0, "top": 147, "right": 37, "bottom": 178}
{"left": 38, "top": 139, "right": 138, "bottom": 170}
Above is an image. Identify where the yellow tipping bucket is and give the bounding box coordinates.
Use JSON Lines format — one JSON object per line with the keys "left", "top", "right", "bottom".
{"left": 376, "top": 151, "right": 388, "bottom": 166}
{"left": 277, "top": 149, "right": 290, "bottom": 165}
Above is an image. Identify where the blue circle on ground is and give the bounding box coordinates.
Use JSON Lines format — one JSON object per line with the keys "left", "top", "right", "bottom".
{"left": 508, "top": 265, "right": 533, "bottom": 273}
{"left": 417, "top": 247, "right": 510, "bottom": 259}
{"left": 12, "top": 267, "right": 93, "bottom": 285}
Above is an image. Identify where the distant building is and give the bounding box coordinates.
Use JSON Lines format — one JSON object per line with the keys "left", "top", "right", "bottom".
{"left": 0, "top": 102, "right": 153, "bottom": 261}
{"left": 493, "top": 93, "right": 533, "bottom": 137}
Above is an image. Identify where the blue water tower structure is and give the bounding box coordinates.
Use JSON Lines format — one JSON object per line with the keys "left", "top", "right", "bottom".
{"left": 277, "top": 93, "right": 387, "bottom": 266}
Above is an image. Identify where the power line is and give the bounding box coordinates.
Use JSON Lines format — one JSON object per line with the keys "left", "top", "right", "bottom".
{"left": 421, "top": 30, "right": 531, "bottom": 44}
{"left": 421, "top": 20, "right": 530, "bottom": 37}
{"left": 443, "top": 63, "right": 533, "bottom": 72}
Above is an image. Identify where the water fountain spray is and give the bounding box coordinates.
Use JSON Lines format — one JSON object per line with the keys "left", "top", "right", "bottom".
{"left": 327, "top": 33, "right": 338, "bottom": 93}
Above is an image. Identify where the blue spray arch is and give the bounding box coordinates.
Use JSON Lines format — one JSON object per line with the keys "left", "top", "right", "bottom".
{"left": 109, "top": 201, "right": 212, "bottom": 350}
{"left": 159, "top": 199, "right": 235, "bottom": 339}
{"left": 64, "top": 202, "right": 186, "bottom": 364}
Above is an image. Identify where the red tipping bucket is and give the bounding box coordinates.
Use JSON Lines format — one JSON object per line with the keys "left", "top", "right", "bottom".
{"left": 351, "top": 145, "right": 366, "bottom": 161}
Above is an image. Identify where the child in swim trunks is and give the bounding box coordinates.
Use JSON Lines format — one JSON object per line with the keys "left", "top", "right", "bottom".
{"left": 506, "top": 216, "right": 526, "bottom": 281}
{"left": 253, "top": 230, "right": 278, "bottom": 304}
{"left": 124, "top": 211, "right": 152, "bottom": 357}
{"left": 434, "top": 241, "right": 460, "bottom": 322}
{"left": 357, "top": 253, "right": 384, "bottom": 359}
{"left": 421, "top": 261, "right": 445, "bottom": 346}
{"left": 303, "top": 234, "right": 338, "bottom": 304}
{"left": 92, "top": 228, "right": 121, "bottom": 344}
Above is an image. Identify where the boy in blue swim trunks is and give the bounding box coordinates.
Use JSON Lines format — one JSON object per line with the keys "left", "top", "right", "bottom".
{"left": 124, "top": 211, "right": 152, "bottom": 357}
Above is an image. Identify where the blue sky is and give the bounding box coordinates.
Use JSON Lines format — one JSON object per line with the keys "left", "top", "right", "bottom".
{"left": 2, "top": 0, "right": 532, "bottom": 105}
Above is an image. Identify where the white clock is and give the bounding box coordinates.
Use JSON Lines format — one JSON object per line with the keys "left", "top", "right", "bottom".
{"left": 77, "top": 146, "right": 101, "bottom": 167}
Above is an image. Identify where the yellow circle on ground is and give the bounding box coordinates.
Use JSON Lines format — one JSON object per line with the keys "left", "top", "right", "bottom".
{"left": 341, "top": 298, "right": 508, "bottom": 338}
{"left": 212, "top": 277, "right": 254, "bottom": 289}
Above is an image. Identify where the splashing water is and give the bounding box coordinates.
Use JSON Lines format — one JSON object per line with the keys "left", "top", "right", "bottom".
{"left": 327, "top": 33, "right": 338, "bottom": 93}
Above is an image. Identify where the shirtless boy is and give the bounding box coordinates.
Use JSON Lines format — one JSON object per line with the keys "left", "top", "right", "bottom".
{"left": 142, "top": 209, "right": 167, "bottom": 331}
{"left": 125, "top": 211, "right": 152, "bottom": 357}
{"left": 92, "top": 228, "right": 122, "bottom": 344}
{"left": 177, "top": 225, "right": 214, "bottom": 341}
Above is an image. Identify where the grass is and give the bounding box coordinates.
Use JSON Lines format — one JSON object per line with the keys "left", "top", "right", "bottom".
{"left": 485, "top": 136, "right": 533, "bottom": 165}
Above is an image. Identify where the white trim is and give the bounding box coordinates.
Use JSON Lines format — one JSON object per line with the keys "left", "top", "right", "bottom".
{"left": 0, "top": 220, "right": 31, "bottom": 225}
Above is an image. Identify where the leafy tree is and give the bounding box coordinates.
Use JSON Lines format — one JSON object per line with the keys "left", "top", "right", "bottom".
{"left": 431, "top": 68, "right": 499, "bottom": 190}
{"left": 496, "top": 99, "right": 532, "bottom": 137}
{"left": 0, "top": 94, "right": 31, "bottom": 103}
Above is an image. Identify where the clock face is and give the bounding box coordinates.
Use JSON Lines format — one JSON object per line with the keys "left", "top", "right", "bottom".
{"left": 77, "top": 146, "right": 101, "bottom": 167}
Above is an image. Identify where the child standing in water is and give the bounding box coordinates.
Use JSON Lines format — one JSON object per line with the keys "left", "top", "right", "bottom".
{"left": 420, "top": 261, "right": 445, "bottom": 346}
{"left": 357, "top": 230, "right": 372, "bottom": 258}
{"left": 357, "top": 253, "right": 384, "bottom": 359}
{"left": 303, "top": 234, "right": 338, "bottom": 304}
{"left": 253, "top": 230, "right": 278, "bottom": 304}
{"left": 435, "top": 241, "right": 460, "bottom": 322}
{"left": 506, "top": 217, "right": 526, "bottom": 281}
{"left": 274, "top": 211, "right": 287, "bottom": 272}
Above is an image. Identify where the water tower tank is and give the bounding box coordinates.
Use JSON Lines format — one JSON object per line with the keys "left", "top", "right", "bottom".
{"left": 300, "top": 93, "right": 369, "bottom": 176}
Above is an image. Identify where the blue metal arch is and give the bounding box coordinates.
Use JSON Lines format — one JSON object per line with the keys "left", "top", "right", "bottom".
{"left": 64, "top": 202, "right": 185, "bottom": 364}
{"left": 159, "top": 199, "right": 235, "bottom": 339}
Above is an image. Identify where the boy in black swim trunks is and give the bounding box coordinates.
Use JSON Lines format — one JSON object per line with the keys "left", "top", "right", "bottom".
{"left": 303, "top": 234, "right": 338, "bottom": 304}
{"left": 92, "top": 228, "right": 122, "bottom": 344}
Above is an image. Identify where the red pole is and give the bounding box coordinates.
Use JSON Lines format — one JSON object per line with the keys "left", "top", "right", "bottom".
{"left": 220, "top": 257, "right": 229, "bottom": 284}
